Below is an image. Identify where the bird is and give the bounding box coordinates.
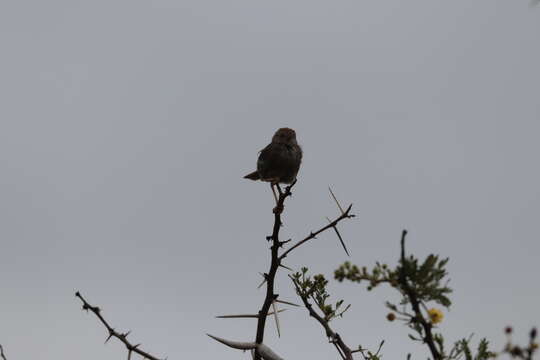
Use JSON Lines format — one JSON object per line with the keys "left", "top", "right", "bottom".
{"left": 244, "top": 128, "right": 303, "bottom": 202}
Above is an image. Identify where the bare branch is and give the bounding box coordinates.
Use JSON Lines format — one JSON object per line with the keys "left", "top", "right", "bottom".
{"left": 280, "top": 204, "right": 354, "bottom": 260}
{"left": 75, "top": 291, "right": 164, "bottom": 360}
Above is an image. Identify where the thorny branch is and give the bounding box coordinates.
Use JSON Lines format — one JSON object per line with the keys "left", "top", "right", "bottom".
{"left": 279, "top": 204, "right": 354, "bottom": 261}
{"left": 208, "top": 181, "right": 354, "bottom": 359}
{"left": 253, "top": 182, "right": 296, "bottom": 360}
{"left": 398, "top": 230, "right": 441, "bottom": 360}
{"left": 252, "top": 182, "right": 354, "bottom": 360}
{"left": 290, "top": 276, "right": 354, "bottom": 360}
{"left": 75, "top": 291, "right": 164, "bottom": 360}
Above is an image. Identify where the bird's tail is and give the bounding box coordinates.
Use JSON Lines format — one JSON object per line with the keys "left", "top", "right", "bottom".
{"left": 244, "top": 171, "right": 260, "bottom": 180}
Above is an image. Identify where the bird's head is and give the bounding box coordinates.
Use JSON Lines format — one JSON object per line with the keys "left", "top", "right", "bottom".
{"left": 271, "top": 128, "right": 297, "bottom": 145}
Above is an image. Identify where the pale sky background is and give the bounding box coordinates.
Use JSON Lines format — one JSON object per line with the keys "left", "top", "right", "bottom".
{"left": 1, "top": 1, "right": 539, "bottom": 359}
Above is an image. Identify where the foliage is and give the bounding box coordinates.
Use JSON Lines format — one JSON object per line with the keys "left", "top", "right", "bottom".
{"left": 334, "top": 253, "right": 452, "bottom": 308}
{"left": 333, "top": 233, "right": 504, "bottom": 360}
{"left": 292, "top": 267, "right": 351, "bottom": 322}
{"left": 291, "top": 267, "right": 384, "bottom": 360}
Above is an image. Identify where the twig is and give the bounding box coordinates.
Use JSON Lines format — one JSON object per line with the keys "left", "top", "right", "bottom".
{"left": 75, "top": 291, "right": 164, "bottom": 360}
{"left": 398, "top": 230, "right": 441, "bottom": 360}
{"left": 0, "top": 344, "right": 7, "bottom": 360}
{"left": 279, "top": 204, "right": 354, "bottom": 261}
{"left": 290, "top": 276, "right": 354, "bottom": 360}
{"left": 351, "top": 341, "right": 384, "bottom": 360}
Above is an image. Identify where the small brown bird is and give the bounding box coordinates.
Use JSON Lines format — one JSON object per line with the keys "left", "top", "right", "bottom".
{"left": 244, "top": 128, "right": 303, "bottom": 201}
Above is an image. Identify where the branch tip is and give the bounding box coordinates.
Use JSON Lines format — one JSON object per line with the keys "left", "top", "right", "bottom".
{"left": 75, "top": 291, "right": 162, "bottom": 360}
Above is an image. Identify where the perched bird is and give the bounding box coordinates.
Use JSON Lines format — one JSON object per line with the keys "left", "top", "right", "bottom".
{"left": 244, "top": 128, "right": 303, "bottom": 201}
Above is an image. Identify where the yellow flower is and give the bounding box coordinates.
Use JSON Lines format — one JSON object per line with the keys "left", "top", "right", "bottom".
{"left": 427, "top": 308, "right": 444, "bottom": 324}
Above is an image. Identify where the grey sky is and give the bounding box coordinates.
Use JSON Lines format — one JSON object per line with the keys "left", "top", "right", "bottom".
{"left": 1, "top": 1, "right": 539, "bottom": 359}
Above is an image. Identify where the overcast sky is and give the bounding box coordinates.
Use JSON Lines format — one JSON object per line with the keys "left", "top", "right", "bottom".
{"left": 1, "top": 1, "right": 539, "bottom": 359}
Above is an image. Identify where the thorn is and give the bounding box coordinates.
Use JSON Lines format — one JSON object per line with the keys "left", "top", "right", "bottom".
{"left": 257, "top": 272, "right": 268, "bottom": 289}
{"left": 278, "top": 238, "right": 292, "bottom": 247}
{"left": 257, "top": 278, "right": 267, "bottom": 289}
{"left": 216, "top": 310, "right": 286, "bottom": 319}
{"left": 275, "top": 299, "right": 300, "bottom": 307}
{"left": 216, "top": 314, "right": 259, "bottom": 319}
{"left": 329, "top": 187, "right": 345, "bottom": 215}
{"left": 206, "top": 333, "right": 258, "bottom": 351}
{"left": 272, "top": 300, "right": 281, "bottom": 338}
{"left": 276, "top": 183, "right": 283, "bottom": 196}
{"left": 279, "top": 263, "right": 293, "bottom": 271}
{"left": 327, "top": 217, "right": 350, "bottom": 256}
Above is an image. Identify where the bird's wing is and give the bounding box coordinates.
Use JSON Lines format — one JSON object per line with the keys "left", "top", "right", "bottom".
{"left": 257, "top": 143, "right": 283, "bottom": 180}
